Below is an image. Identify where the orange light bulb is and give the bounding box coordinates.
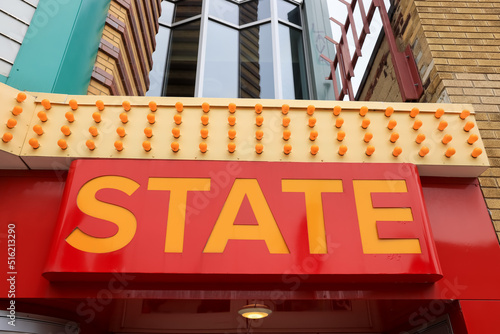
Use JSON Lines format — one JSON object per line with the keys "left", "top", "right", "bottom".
{"left": 199, "top": 142, "right": 207, "bottom": 153}
{"left": 144, "top": 127, "right": 153, "bottom": 138}
{"left": 29, "top": 138, "right": 39, "bottom": 149}
{"left": 464, "top": 121, "right": 474, "bottom": 132}
{"left": 438, "top": 120, "right": 448, "bottom": 131}
{"left": 256, "top": 130, "right": 263, "bottom": 140}
{"left": 120, "top": 112, "right": 128, "bottom": 124}
{"left": 89, "top": 126, "right": 98, "bottom": 137}
{"left": 16, "top": 92, "right": 27, "bottom": 103}
{"left": 175, "top": 102, "right": 183, "bottom": 112}
{"left": 202, "top": 102, "right": 210, "bottom": 112}
{"left": 116, "top": 127, "right": 126, "bottom": 137}
{"left": 92, "top": 112, "right": 101, "bottom": 123}
{"left": 460, "top": 109, "right": 470, "bottom": 120}
{"left": 255, "top": 143, "right": 263, "bottom": 154}
{"left": 171, "top": 142, "right": 180, "bottom": 152}
{"left": 308, "top": 117, "right": 316, "bottom": 127}
{"left": 360, "top": 106, "right": 368, "bottom": 116}
{"left": 337, "top": 131, "right": 345, "bottom": 141}
{"left": 201, "top": 128, "right": 208, "bottom": 139}
{"left": 12, "top": 106, "right": 22, "bottom": 116}
{"left": 96, "top": 100, "right": 105, "bottom": 111}
{"left": 385, "top": 106, "right": 394, "bottom": 117}
{"left": 114, "top": 141, "right": 123, "bottom": 151}
{"left": 38, "top": 111, "right": 48, "bottom": 122}
{"left": 282, "top": 104, "right": 290, "bottom": 114}
{"left": 307, "top": 105, "right": 315, "bottom": 115}
{"left": 86, "top": 140, "right": 95, "bottom": 151}
{"left": 69, "top": 99, "right": 78, "bottom": 110}
{"left": 393, "top": 147, "right": 402, "bottom": 157}
{"left": 416, "top": 133, "right": 426, "bottom": 144}
{"left": 468, "top": 134, "right": 478, "bottom": 145}
{"left": 6, "top": 118, "right": 17, "bottom": 129}
{"left": 445, "top": 147, "right": 456, "bottom": 158}
{"left": 65, "top": 111, "right": 74, "bottom": 123}
{"left": 282, "top": 117, "right": 290, "bottom": 127}
{"left": 229, "top": 103, "right": 236, "bottom": 113}
{"left": 333, "top": 105, "right": 342, "bottom": 116}
{"left": 143, "top": 141, "right": 152, "bottom": 152}
{"left": 149, "top": 101, "right": 157, "bottom": 112}
{"left": 122, "top": 101, "right": 131, "bottom": 111}
{"left": 255, "top": 103, "right": 263, "bottom": 114}
{"left": 442, "top": 134, "right": 452, "bottom": 144}
{"left": 283, "top": 130, "right": 291, "bottom": 140}
{"left": 228, "top": 115, "right": 236, "bottom": 126}
{"left": 41, "top": 99, "right": 51, "bottom": 110}
{"left": 390, "top": 132, "right": 399, "bottom": 143}
{"left": 366, "top": 146, "right": 375, "bottom": 156}
{"left": 310, "top": 130, "right": 318, "bottom": 141}
{"left": 419, "top": 146, "right": 430, "bottom": 157}
{"left": 58, "top": 139, "right": 68, "bottom": 150}
{"left": 471, "top": 147, "right": 482, "bottom": 158}
{"left": 336, "top": 117, "right": 344, "bottom": 128}
{"left": 256, "top": 116, "right": 264, "bottom": 126}
{"left": 435, "top": 108, "right": 444, "bottom": 118}
{"left": 172, "top": 127, "right": 180, "bottom": 138}
{"left": 228, "top": 142, "right": 236, "bottom": 153}
{"left": 2, "top": 133, "right": 13, "bottom": 143}
{"left": 61, "top": 125, "right": 71, "bottom": 136}
{"left": 413, "top": 119, "right": 422, "bottom": 130}
{"left": 310, "top": 145, "right": 319, "bottom": 155}
{"left": 364, "top": 132, "right": 373, "bottom": 143}
{"left": 201, "top": 115, "right": 209, "bottom": 126}
{"left": 388, "top": 119, "right": 397, "bottom": 130}
{"left": 33, "top": 125, "right": 43, "bottom": 135}
{"left": 410, "top": 107, "right": 419, "bottom": 118}
{"left": 361, "top": 118, "right": 370, "bottom": 129}
{"left": 338, "top": 145, "right": 347, "bottom": 156}
{"left": 228, "top": 129, "right": 236, "bottom": 139}
{"left": 284, "top": 144, "right": 292, "bottom": 155}
{"left": 174, "top": 114, "right": 182, "bottom": 125}
{"left": 147, "top": 113, "right": 155, "bottom": 124}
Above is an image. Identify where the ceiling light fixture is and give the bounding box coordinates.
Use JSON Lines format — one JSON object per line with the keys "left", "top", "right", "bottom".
{"left": 238, "top": 304, "right": 272, "bottom": 320}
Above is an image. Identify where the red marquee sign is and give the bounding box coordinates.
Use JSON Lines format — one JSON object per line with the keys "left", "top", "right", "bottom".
{"left": 44, "top": 160, "right": 442, "bottom": 283}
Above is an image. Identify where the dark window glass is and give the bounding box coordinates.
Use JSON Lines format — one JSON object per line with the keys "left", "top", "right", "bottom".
{"left": 277, "top": 0, "right": 301, "bottom": 26}
{"left": 203, "top": 20, "right": 239, "bottom": 97}
{"left": 279, "top": 23, "right": 308, "bottom": 99}
{"left": 174, "top": 0, "right": 202, "bottom": 23}
{"left": 240, "top": 23, "right": 274, "bottom": 99}
{"left": 239, "top": 0, "right": 271, "bottom": 25}
{"left": 209, "top": 0, "right": 239, "bottom": 25}
{"left": 164, "top": 20, "right": 200, "bottom": 97}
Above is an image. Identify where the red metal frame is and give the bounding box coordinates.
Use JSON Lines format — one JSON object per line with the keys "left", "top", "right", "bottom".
{"left": 321, "top": 0, "right": 423, "bottom": 101}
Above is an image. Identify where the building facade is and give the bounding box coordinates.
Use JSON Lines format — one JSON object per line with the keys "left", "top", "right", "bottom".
{"left": 1, "top": 0, "right": 500, "bottom": 333}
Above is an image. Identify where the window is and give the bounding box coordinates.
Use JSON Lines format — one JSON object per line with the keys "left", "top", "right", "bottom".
{"left": 147, "top": 0, "right": 309, "bottom": 99}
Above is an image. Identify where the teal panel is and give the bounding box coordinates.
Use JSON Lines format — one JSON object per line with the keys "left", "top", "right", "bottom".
{"left": 7, "top": 0, "right": 84, "bottom": 93}
{"left": 0, "top": 75, "right": 6, "bottom": 84}
{"left": 53, "top": 0, "right": 111, "bottom": 94}
{"left": 7, "top": 0, "right": 111, "bottom": 95}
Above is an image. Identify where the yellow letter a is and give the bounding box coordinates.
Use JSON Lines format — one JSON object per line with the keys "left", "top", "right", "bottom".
{"left": 204, "top": 179, "right": 289, "bottom": 254}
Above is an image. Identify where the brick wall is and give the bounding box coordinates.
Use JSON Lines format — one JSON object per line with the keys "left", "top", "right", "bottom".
{"left": 87, "top": 0, "right": 161, "bottom": 96}
{"left": 359, "top": 0, "right": 500, "bottom": 241}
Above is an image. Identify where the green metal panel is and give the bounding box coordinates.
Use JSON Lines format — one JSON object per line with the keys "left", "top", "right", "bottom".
{"left": 7, "top": 0, "right": 111, "bottom": 95}
{"left": 53, "top": 0, "right": 111, "bottom": 94}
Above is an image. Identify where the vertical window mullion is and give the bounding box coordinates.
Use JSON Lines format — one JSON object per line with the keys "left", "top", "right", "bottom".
{"left": 270, "top": 0, "right": 283, "bottom": 99}
{"left": 195, "top": 0, "right": 211, "bottom": 97}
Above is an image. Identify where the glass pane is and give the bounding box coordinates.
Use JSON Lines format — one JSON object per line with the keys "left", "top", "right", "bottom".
{"left": 279, "top": 24, "right": 308, "bottom": 99}
{"left": 0, "top": 0, "right": 36, "bottom": 23}
{"left": 174, "top": 0, "right": 202, "bottom": 23}
{"left": 209, "top": 0, "right": 239, "bottom": 25}
{"left": 203, "top": 20, "right": 238, "bottom": 98}
{"left": 239, "top": 0, "right": 271, "bottom": 25}
{"left": 240, "top": 23, "right": 274, "bottom": 99}
{"left": 165, "top": 20, "right": 200, "bottom": 97}
{"left": 159, "top": 1, "right": 175, "bottom": 26}
{"left": 146, "top": 26, "right": 171, "bottom": 96}
{"left": 277, "top": 0, "right": 301, "bottom": 26}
